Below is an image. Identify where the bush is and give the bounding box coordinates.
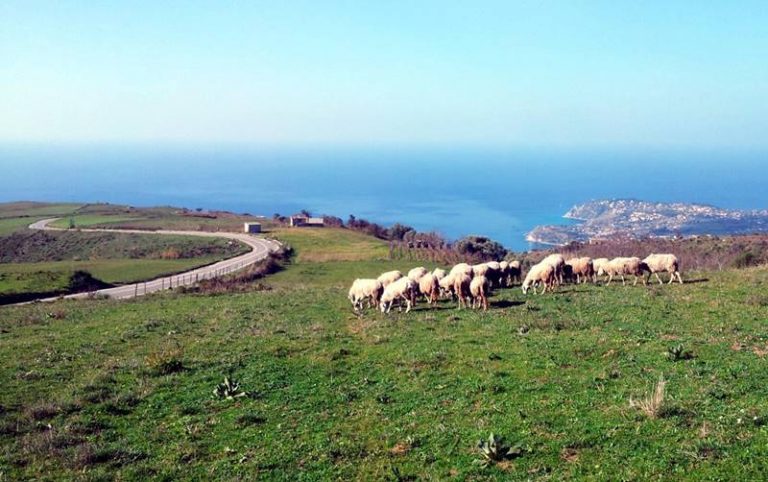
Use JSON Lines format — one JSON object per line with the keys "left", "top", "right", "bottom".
{"left": 145, "top": 346, "right": 184, "bottom": 375}
{"left": 734, "top": 251, "right": 759, "bottom": 269}
{"left": 454, "top": 236, "right": 507, "bottom": 261}
{"left": 68, "top": 271, "right": 110, "bottom": 293}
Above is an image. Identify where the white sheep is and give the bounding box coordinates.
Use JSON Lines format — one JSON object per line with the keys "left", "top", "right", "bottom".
{"left": 407, "top": 266, "right": 429, "bottom": 281}
{"left": 498, "top": 261, "right": 509, "bottom": 286}
{"left": 377, "top": 270, "right": 403, "bottom": 288}
{"left": 453, "top": 272, "right": 473, "bottom": 309}
{"left": 449, "top": 262, "right": 474, "bottom": 277}
{"left": 541, "top": 254, "right": 566, "bottom": 285}
{"left": 380, "top": 277, "right": 418, "bottom": 313}
{"left": 592, "top": 258, "right": 610, "bottom": 282}
{"left": 418, "top": 273, "right": 440, "bottom": 305}
{"left": 431, "top": 268, "right": 447, "bottom": 281}
{"left": 604, "top": 257, "right": 646, "bottom": 286}
{"left": 470, "top": 275, "right": 490, "bottom": 310}
{"left": 565, "top": 257, "right": 594, "bottom": 284}
{"left": 643, "top": 253, "right": 683, "bottom": 285}
{"left": 438, "top": 272, "right": 457, "bottom": 299}
{"left": 347, "top": 279, "right": 384, "bottom": 311}
{"left": 507, "top": 260, "right": 522, "bottom": 285}
{"left": 522, "top": 263, "right": 555, "bottom": 295}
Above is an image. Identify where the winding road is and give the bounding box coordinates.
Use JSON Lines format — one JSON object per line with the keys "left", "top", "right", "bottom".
{"left": 23, "top": 218, "right": 281, "bottom": 303}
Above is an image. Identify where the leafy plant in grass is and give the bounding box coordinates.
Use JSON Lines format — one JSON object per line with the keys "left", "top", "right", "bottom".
{"left": 213, "top": 375, "right": 247, "bottom": 400}
{"left": 630, "top": 374, "right": 667, "bottom": 419}
{"left": 475, "top": 433, "right": 523, "bottom": 467}
{"left": 667, "top": 344, "right": 693, "bottom": 361}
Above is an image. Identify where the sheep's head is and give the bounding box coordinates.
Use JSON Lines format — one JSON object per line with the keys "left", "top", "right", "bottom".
{"left": 521, "top": 282, "right": 530, "bottom": 294}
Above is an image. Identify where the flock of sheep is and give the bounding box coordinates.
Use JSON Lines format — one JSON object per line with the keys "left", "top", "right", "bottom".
{"left": 348, "top": 253, "right": 683, "bottom": 314}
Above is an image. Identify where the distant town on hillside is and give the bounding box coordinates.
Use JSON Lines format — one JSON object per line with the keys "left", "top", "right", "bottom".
{"left": 527, "top": 199, "right": 768, "bottom": 246}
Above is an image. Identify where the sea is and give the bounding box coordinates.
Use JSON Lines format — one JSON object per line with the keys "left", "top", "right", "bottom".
{"left": 1, "top": 144, "right": 766, "bottom": 252}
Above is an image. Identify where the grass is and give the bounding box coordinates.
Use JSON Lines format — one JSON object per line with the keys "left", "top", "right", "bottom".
{"left": 49, "top": 215, "right": 145, "bottom": 229}
{"left": 0, "top": 230, "right": 248, "bottom": 301}
{"left": 271, "top": 227, "right": 390, "bottom": 262}
{"left": 0, "top": 257, "right": 230, "bottom": 296}
{"left": 2, "top": 224, "right": 768, "bottom": 479}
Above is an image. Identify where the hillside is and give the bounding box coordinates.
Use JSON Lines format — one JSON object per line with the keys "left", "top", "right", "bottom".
{"left": 0, "top": 202, "right": 256, "bottom": 304}
{"left": 2, "top": 225, "right": 768, "bottom": 480}
{"left": 528, "top": 199, "right": 768, "bottom": 246}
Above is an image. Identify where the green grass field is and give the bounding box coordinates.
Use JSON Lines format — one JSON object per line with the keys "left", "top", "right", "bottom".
{"left": 2, "top": 227, "right": 768, "bottom": 480}
{"left": 0, "top": 257, "right": 230, "bottom": 296}
{"left": 49, "top": 215, "right": 146, "bottom": 229}
{"left": 0, "top": 229, "right": 249, "bottom": 302}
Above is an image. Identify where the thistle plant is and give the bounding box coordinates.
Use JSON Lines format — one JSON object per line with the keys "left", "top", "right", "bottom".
{"left": 667, "top": 344, "right": 692, "bottom": 361}
{"left": 475, "top": 433, "right": 522, "bottom": 467}
{"left": 213, "top": 375, "right": 247, "bottom": 400}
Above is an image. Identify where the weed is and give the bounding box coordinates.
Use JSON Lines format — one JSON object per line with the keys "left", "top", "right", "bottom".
{"left": 475, "top": 433, "right": 524, "bottom": 467}
{"left": 145, "top": 345, "right": 184, "bottom": 375}
{"left": 667, "top": 344, "right": 693, "bottom": 361}
{"left": 630, "top": 374, "right": 667, "bottom": 419}
{"left": 213, "top": 375, "right": 247, "bottom": 400}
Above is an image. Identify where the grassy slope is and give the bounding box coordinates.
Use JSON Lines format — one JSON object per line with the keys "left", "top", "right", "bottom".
{"left": 2, "top": 229, "right": 768, "bottom": 480}
{"left": 0, "top": 257, "right": 230, "bottom": 295}
{"left": 0, "top": 230, "right": 248, "bottom": 299}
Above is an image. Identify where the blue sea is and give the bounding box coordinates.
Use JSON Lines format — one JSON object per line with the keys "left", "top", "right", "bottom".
{"left": 1, "top": 145, "right": 767, "bottom": 252}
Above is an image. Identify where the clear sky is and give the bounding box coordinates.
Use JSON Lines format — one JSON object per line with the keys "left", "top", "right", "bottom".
{"left": 1, "top": 1, "right": 767, "bottom": 148}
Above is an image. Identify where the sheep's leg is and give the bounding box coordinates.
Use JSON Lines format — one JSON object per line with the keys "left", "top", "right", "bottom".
{"left": 668, "top": 272, "right": 675, "bottom": 285}
{"left": 653, "top": 272, "right": 662, "bottom": 285}
{"left": 621, "top": 274, "right": 626, "bottom": 286}
{"left": 606, "top": 274, "right": 613, "bottom": 286}
{"left": 676, "top": 272, "right": 683, "bottom": 284}
{"left": 405, "top": 297, "right": 412, "bottom": 313}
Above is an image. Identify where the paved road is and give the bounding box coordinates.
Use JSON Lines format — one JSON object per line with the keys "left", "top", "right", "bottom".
{"left": 22, "top": 218, "right": 281, "bottom": 303}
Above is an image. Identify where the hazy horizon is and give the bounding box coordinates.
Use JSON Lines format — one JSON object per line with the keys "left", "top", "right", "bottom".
{"left": 2, "top": 1, "right": 767, "bottom": 149}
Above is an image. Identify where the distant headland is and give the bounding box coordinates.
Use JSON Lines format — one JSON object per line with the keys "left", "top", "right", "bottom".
{"left": 527, "top": 199, "right": 768, "bottom": 246}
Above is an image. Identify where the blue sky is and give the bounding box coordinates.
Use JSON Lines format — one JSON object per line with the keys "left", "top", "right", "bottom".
{"left": 1, "top": 1, "right": 767, "bottom": 148}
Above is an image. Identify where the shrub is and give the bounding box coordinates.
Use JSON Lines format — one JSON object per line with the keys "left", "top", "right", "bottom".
{"left": 454, "top": 236, "right": 507, "bottom": 262}
{"left": 145, "top": 346, "right": 184, "bottom": 375}
{"left": 68, "top": 270, "right": 110, "bottom": 293}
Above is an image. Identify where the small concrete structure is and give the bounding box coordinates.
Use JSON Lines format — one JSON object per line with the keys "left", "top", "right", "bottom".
{"left": 289, "top": 216, "right": 324, "bottom": 227}
{"left": 244, "top": 222, "right": 262, "bottom": 233}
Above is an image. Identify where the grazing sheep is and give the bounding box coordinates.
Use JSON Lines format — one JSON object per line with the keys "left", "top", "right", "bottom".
{"left": 498, "top": 261, "right": 509, "bottom": 286}
{"left": 449, "top": 262, "right": 474, "bottom": 277}
{"left": 348, "top": 279, "right": 384, "bottom": 311}
{"left": 407, "top": 266, "right": 429, "bottom": 281}
{"left": 522, "top": 263, "right": 555, "bottom": 295}
{"left": 469, "top": 275, "right": 490, "bottom": 310}
{"left": 431, "top": 268, "right": 447, "bottom": 281}
{"left": 604, "top": 257, "right": 647, "bottom": 286}
{"left": 418, "top": 273, "right": 440, "bottom": 305}
{"left": 438, "top": 272, "right": 457, "bottom": 298}
{"left": 380, "top": 277, "right": 418, "bottom": 313}
{"left": 565, "top": 257, "right": 595, "bottom": 284}
{"left": 453, "top": 273, "right": 473, "bottom": 309}
{"left": 592, "top": 258, "right": 610, "bottom": 282}
{"left": 472, "top": 263, "right": 490, "bottom": 277}
{"left": 643, "top": 253, "right": 683, "bottom": 285}
{"left": 507, "top": 260, "right": 522, "bottom": 285}
{"left": 541, "top": 254, "right": 566, "bottom": 285}
{"left": 484, "top": 261, "right": 503, "bottom": 288}
{"left": 377, "top": 270, "right": 403, "bottom": 288}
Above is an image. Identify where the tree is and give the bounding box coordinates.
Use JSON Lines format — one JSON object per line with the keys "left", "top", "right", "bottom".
{"left": 387, "top": 223, "right": 415, "bottom": 241}
{"left": 454, "top": 236, "right": 507, "bottom": 261}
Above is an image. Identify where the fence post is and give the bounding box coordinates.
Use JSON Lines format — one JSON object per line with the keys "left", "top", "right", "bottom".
{"left": 134, "top": 284, "right": 138, "bottom": 297}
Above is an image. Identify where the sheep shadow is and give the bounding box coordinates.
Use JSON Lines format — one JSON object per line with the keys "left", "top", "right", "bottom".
{"left": 681, "top": 278, "right": 708, "bottom": 284}
{"left": 492, "top": 300, "right": 525, "bottom": 308}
